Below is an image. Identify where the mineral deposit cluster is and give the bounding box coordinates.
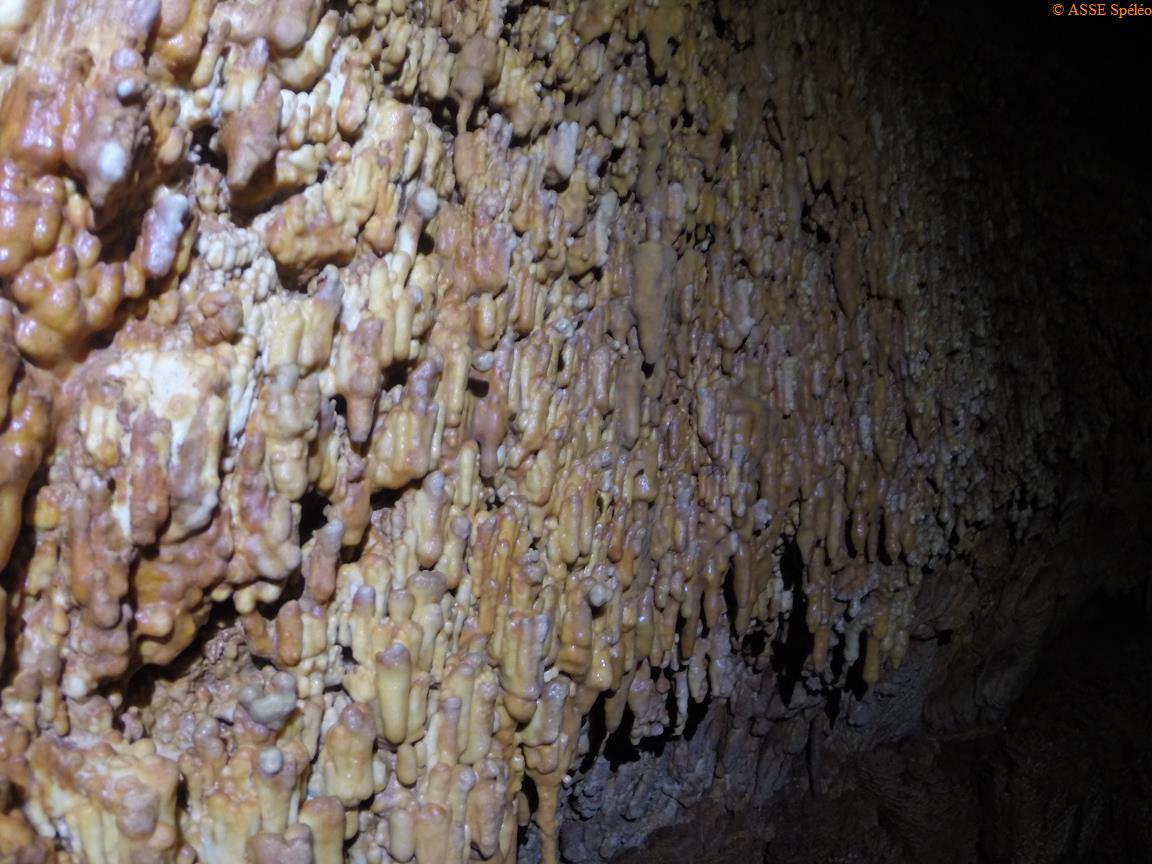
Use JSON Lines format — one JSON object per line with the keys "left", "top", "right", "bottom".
{"left": 0, "top": 0, "right": 1130, "bottom": 863}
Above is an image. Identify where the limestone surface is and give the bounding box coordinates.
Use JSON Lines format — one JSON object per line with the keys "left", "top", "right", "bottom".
{"left": 0, "top": 1, "right": 1148, "bottom": 863}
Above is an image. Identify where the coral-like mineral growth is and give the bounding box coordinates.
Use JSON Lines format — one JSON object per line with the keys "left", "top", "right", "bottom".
{"left": 1, "top": 1, "right": 1138, "bottom": 863}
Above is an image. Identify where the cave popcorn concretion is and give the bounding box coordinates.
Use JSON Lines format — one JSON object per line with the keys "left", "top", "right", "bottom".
{"left": 0, "top": 0, "right": 1086, "bottom": 862}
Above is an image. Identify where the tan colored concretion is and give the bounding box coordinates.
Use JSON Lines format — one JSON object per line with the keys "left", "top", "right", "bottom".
{"left": 0, "top": 0, "right": 1054, "bottom": 861}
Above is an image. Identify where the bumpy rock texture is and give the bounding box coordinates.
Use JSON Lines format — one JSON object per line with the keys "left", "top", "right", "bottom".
{"left": 0, "top": 0, "right": 1148, "bottom": 862}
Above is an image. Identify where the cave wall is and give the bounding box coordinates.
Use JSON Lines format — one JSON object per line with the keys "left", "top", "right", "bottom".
{"left": 0, "top": 0, "right": 1148, "bottom": 862}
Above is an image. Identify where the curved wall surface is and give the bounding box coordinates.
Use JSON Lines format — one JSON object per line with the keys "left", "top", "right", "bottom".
{"left": 0, "top": 1, "right": 1148, "bottom": 862}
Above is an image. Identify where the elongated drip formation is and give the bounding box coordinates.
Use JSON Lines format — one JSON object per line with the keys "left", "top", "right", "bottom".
{"left": 0, "top": 0, "right": 1070, "bottom": 862}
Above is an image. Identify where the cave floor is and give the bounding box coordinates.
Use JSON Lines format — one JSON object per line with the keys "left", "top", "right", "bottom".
{"left": 610, "top": 591, "right": 1152, "bottom": 864}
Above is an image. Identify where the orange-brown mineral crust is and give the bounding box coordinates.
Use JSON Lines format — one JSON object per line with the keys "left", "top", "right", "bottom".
{"left": 0, "top": 0, "right": 1093, "bottom": 862}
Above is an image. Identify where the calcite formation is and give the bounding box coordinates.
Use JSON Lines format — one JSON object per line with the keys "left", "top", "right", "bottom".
{"left": 0, "top": 0, "right": 1139, "bottom": 863}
